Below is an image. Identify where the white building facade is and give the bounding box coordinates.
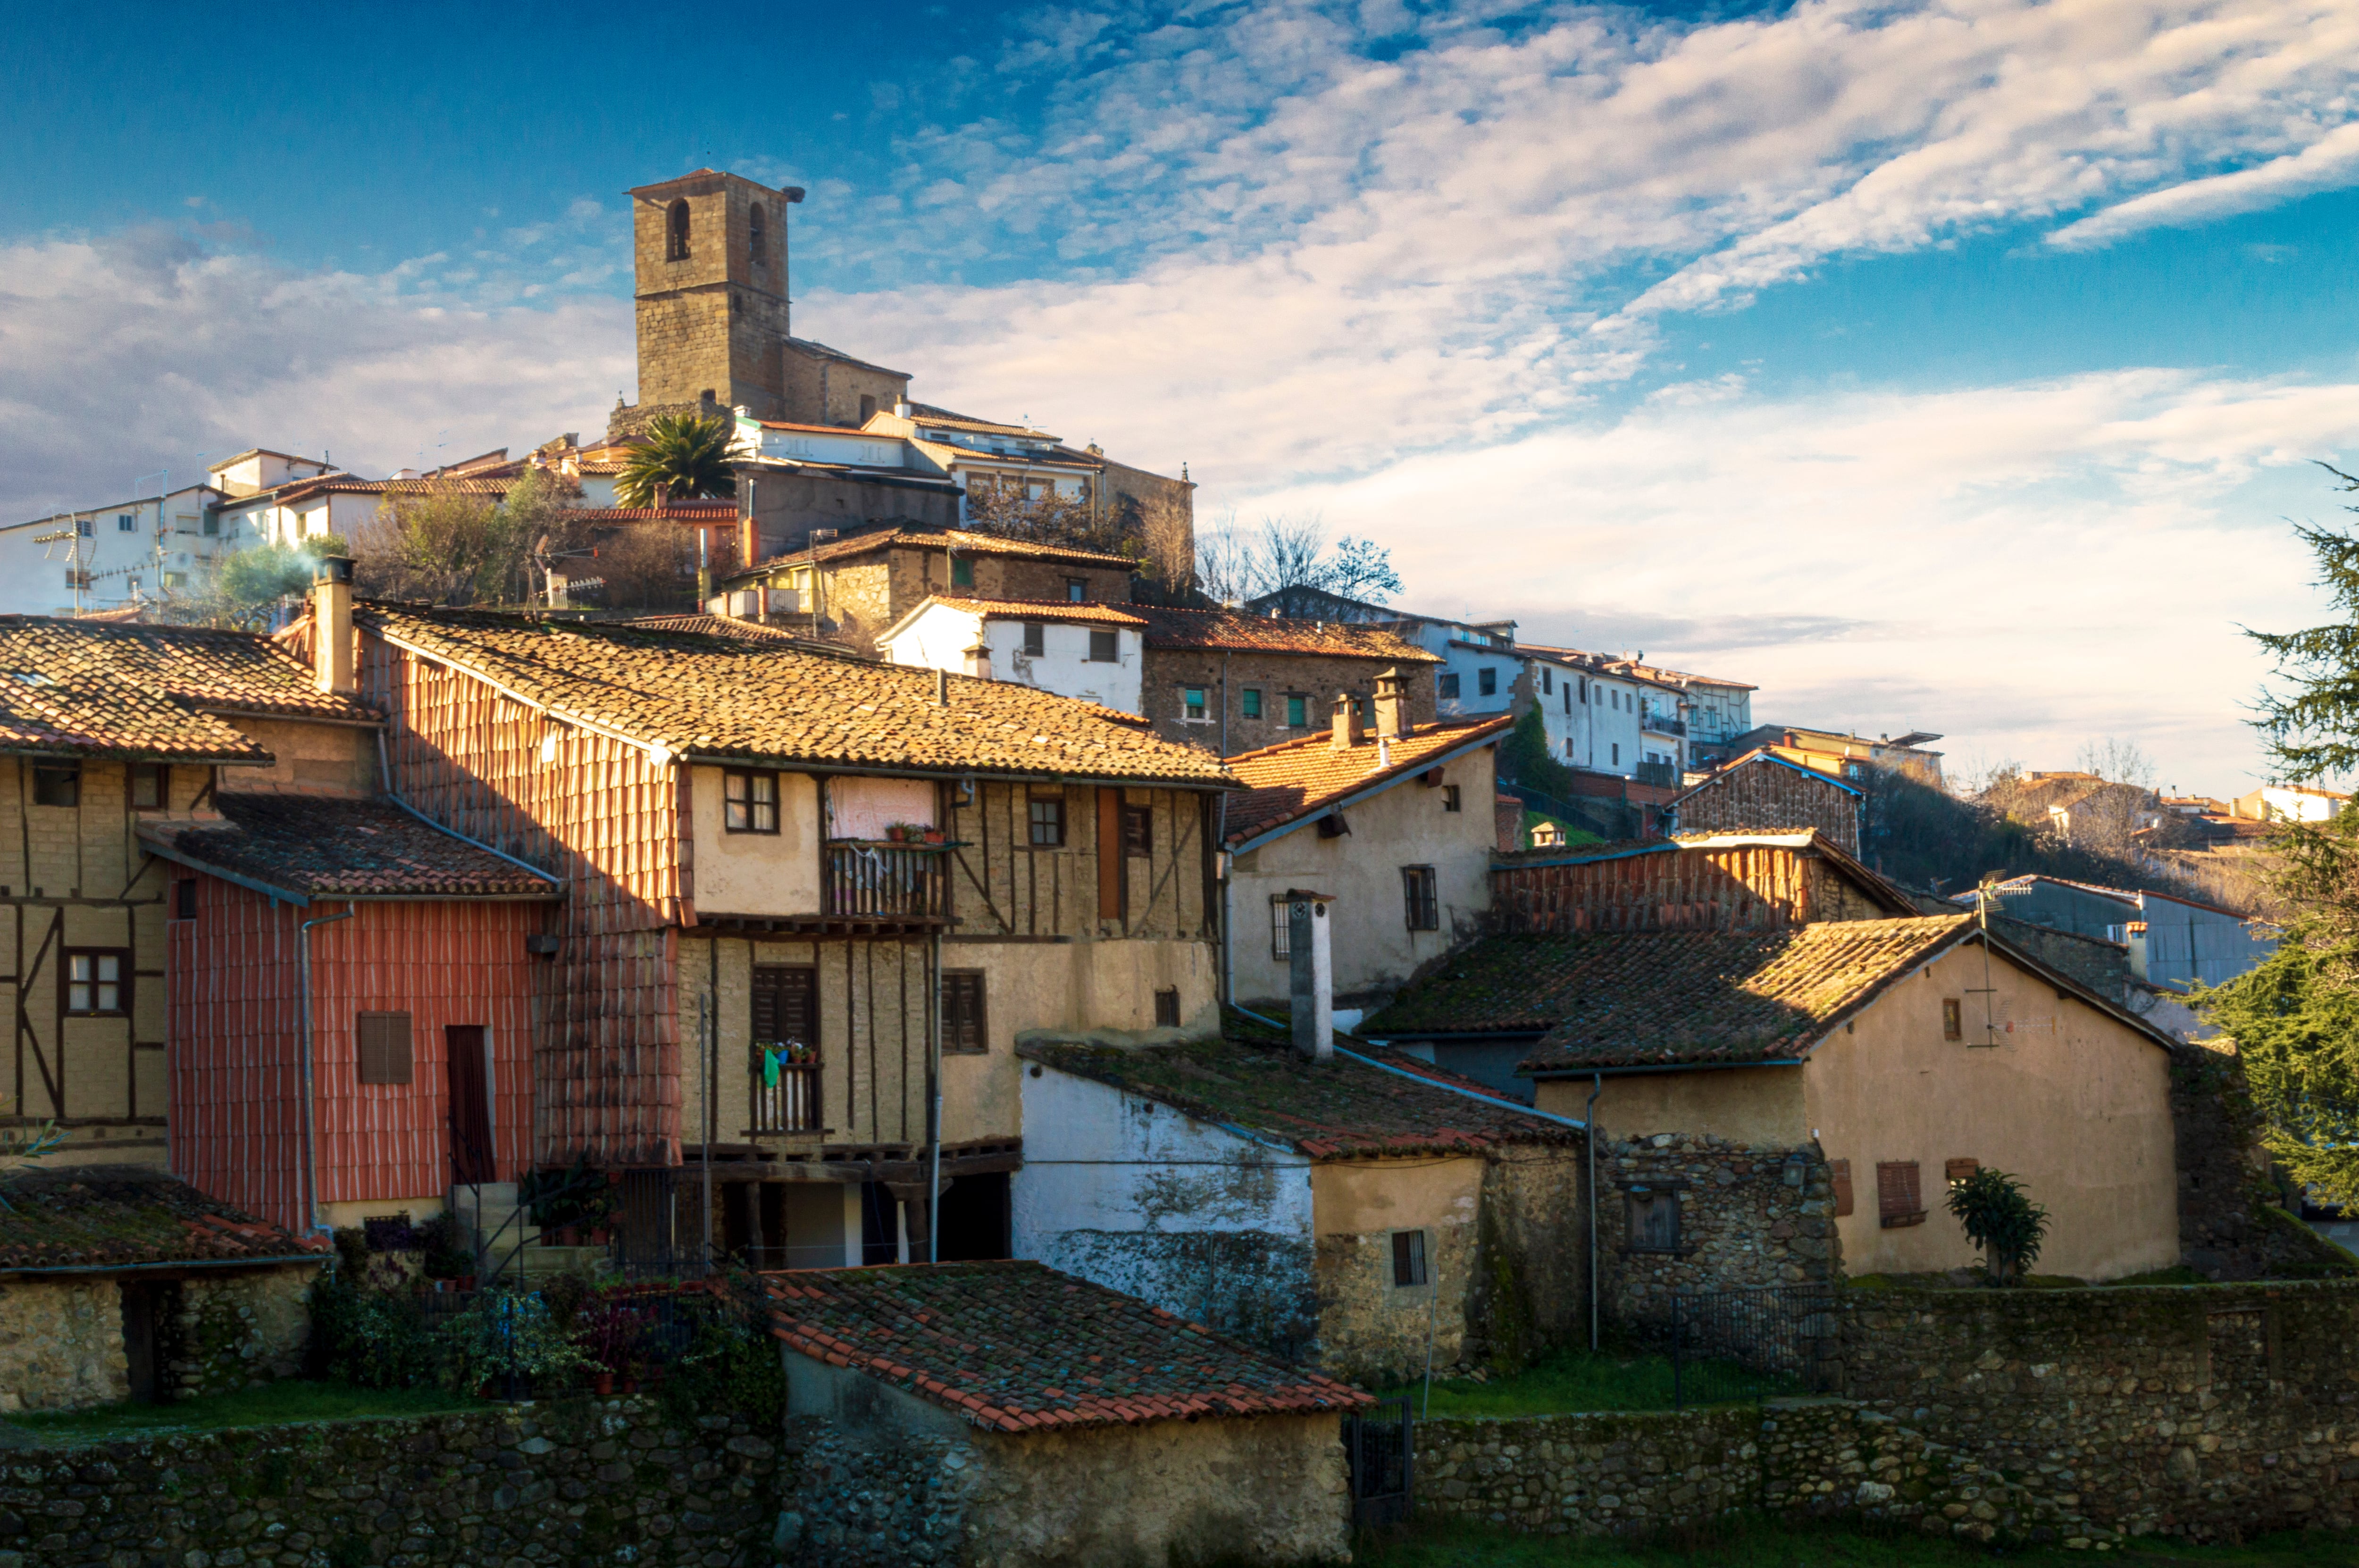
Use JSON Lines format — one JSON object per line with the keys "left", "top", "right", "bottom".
{"left": 876, "top": 596, "right": 1146, "bottom": 714}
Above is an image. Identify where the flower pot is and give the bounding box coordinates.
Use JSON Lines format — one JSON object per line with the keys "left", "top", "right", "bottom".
{"left": 923, "top": 830, "right": 945, "bottom": 845}
{"left": 594, "top": 1372, "right": 614, "bottom": 1396}
{"left": 622, "top": 1376, "right": 639, "bottom": 1394}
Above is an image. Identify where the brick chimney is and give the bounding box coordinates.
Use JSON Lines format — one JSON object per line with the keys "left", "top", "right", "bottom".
{"left": 1330, "top": 691, "right": 1362, "bottom": 752}
{"left": 312, "top": 556, "right": 355, "bottom": 695}
{"left": 1372, "top": 666, "right": 1408, "bottom": 740}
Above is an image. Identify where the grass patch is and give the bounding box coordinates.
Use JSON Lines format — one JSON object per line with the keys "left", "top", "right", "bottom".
{"left": 4, "top": 1378, "right": 479, "bottom": 1444}
{"left": 1375, "top": 1348, "right": 1794, "bottom": 1417}
{"left": 2101, "top": 1266, "right": 2214, "bottom": 1288}
{"left": 1356, "top": 1516, "right": 2359, "bottom": 1567}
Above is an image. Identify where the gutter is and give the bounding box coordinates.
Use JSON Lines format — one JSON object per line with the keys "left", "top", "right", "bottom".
{"left": 1526, "top": 1059, "right": 1806, "bottom": 1081}
{"left": 1229, "top": 1004, "right": 1587, "bottom": 1131}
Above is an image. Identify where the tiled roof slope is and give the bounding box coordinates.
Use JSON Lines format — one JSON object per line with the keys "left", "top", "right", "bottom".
{"left": 0, "top": 1166, "right": 326, "bottom": 1272}
{"left": 1132, "top": 606, "right": 1440, "bottom": 662}
{"left": 810, "top": 527, "right": 1136, "bottom": 570}
{"left": 1221, "top": 716, "right": 1513, "bottom": 845}
{"left": 140, "top": 793, "right": 563, "bottom": 901}
{"left": 1492, "top": 828, "right": 1919, "bottom": 917}
{"left": 0, "top": 616, "right": 377, "bottom": 763}
{"left": 357, "top": 606, "right": 1231, "bottom": 784}
{"left": 1364, "top": 917, "right": 1975, "bottom": 1071}
{"left": 922, "top": 598, "right": 1146, "bottom": 626}
{"left": 1019, "top": 1007, "right": 1573, "bottom": 1157}
{"left": 764, "top": 1259, "right": 1371, "bottom": 1432}
{"left": 621, "top": 614, "right": 853, "bottom": 655}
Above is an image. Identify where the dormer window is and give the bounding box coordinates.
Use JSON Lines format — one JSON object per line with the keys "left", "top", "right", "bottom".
{"left": 665, "top": 199, "right": 691, "bottom": 261}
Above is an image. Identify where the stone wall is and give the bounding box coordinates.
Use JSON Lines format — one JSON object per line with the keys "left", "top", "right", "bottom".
{"left": 1597, "top": 1135, "right": 1840, "bottom": 1330}
{"left": 0, "top": 1278, "right": 126, "bottom": 1412}
{"left": 0, "top": 1267, "right": 310, "bottom": 1413}
{"left": 0, "top": 1398, "right": 780, "bottom": 1568}
{"left": 1138, "top": 649, "right": 1437, "bottom": 756}
{"left": 1470, "top": 1148, "right": 1590, "bottom": 1371}
{"left": 171, "top": 1268, "right": 313, "bottom": 1399}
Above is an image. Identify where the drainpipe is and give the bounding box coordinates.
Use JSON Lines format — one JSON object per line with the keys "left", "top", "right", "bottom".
{"left": 1216, "top": 797, "right": 1232, "bottom": 1006}
{"left": 297, "top": 903, "right": 356, "bottom": 1236}
{"left": 1587, "top": 1071, "right": 1602, "bottom": 1351}
{"left": 928, "top": 930, "right": 944, "bottom": 1263}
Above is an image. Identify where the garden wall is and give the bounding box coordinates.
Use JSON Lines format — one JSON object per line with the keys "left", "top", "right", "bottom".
{"left": 0, "top": 1398, "right": 780, "bottom": 1568}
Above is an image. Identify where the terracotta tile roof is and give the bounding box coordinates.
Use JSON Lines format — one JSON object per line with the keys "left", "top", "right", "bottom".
{"left": 807, "top": 527, "right": 1136, "bottom": 571}
{"left": 1221, "top": 716, "right": 1513, "bottom": 846}
{"left": 902, "top": 403, "right": 1051, "bottom": 439}
{"left": 763, "top": 1259, "right": 1371, "bottom": 1432}
{"left": 140, "top": 792, "right": 562, "bottom": 901}
{"left": 0, "top": 1166, "right": 326, "bottom": 1272}
{"left": 556, "top": 505, "right": 738, "bottom": 522}
{"left": 1364, "top": 917, "right": 1974, "bottom": 1072}
{"left": 1493, "top": 827, "right": 1917, "bottom": 916}
{"left": 1132, "top": 606, "right": 1440, "bottom": 662}
{"left": 1021, "top": 1007, "right": 1574, "bottom": 1158}
{"left": 276, "top": 475, "right": 518, "bottom": 502}
{"left": 0, "top": 616, "right": 378, "bottom": 763}
{"left": 1668, "top": 748, "right": 1864, "bottom": 804}
{"left": 620, "top": 613, "right": 847, "bottom": 652}
{"left": 918, "top": 597, "right": 1146, "bottom": 627}
{"left": 355, "top": 605, "right": 1231, "bottom": 784}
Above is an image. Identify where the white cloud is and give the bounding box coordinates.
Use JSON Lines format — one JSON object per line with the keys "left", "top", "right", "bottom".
{"left": 2046, "top": 119, "right": 2359, "bottom": 250}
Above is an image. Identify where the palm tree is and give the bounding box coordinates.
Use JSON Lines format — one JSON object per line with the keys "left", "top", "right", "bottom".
{"left": 617, "top": 414, "right": 738, "bottom": 508}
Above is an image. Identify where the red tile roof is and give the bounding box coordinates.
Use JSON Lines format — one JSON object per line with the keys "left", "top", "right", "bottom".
{"left": 355, "top": 605, "right": 1231, "bottom": 784}
{"left": 911, "top": 597, "right": 1146, "bottom": 627}
{"left": 1133, "top": 606, "right": 1439, "bottom": 662}
{"left": 805, "top": 527, "right": 1136, "bottom": 571}
{"left": 1021, "top": 1007, "right": 1575, "bottom": 1158}
{"left": 557, "top": 505, "right": 739, "bottom": 522}
{"left": 0, "top": 1166, "right": 326, "bottom": 1272}
{"left": 620, "top": 613, "right": 846, "bottom": 652}
{"left": 763, "top": 1259, "right": 1372, "bottom": 1432}
{"left": 140, "top": 792, "right": 563, "bottom": 902}
{"left": 1221, "top": 716, "right": 1513, "bottom": 845}
{"left": 0, "top": 616, "right": 378, "bottom": 764}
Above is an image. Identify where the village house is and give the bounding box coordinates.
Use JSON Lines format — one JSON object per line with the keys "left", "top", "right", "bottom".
{"left": 0, "top": 614, "right": 380, "bottom": 1174}
{"left": 0, "top": 1165, "right": 323, "bottom": 1411}
{"left": 1366, "top": 913, "right": 2184, "bottom": 1300}
{"left": 1957, "top": 875, "right": 2276, "bottom": 991}
{"left": 1666, "top": 747, "right": 1866, "bottom": 852}
{"left": 1218, "top": 681, "right": 1510, "bottom": 1014}
{"left": 1127, "top": 606, "right": 1439, "bottom": 755}
{"left": 1012, "top": 1008, "right": 1584, "bottom": 1384}
{"left": 766, "top": 1258, "right": 1366, "bottom": 1565}
{"left": 267, "top": 570, "right": 1232, "bottom": 1270}
{"left": 2230, "top": 782, "right": 2350, "bottom": 822}
{"left": 1726, "top": 724, "right": 1947, "bottom": 788}
{"left": 1596, "top": 658, "right": 1756, "bottom": 769}
{"left": 874, "top": 596, "right": 1147, "bottom": 713}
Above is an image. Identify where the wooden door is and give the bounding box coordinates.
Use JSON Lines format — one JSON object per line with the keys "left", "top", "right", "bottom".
{"left": 446, "top": 1026, "right": 495, "bottom": 1185}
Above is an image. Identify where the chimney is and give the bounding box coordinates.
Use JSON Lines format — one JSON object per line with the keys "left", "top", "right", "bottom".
{"left": 1330, "top": 692, "right": 1362, "bottom": 752}
{"left": 1372, "top": 666, "right": 1408, "bottom": 740}
{"left": 2125, "top": 921, "right": 2150, "bottom": 984}
{"left": 312, "top": 556, "right": 355, "bottom": 695}
{"left": 1285, "top": 890, "right": 1335, "bottom": 1062}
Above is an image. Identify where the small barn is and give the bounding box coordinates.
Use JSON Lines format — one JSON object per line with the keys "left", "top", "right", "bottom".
{"left": 767, "top": 1259, "right": 1367, "bottom": 1567}
{"left": 1666, "top": 747, "right": 1865, "bottom": 852}
{"left": 0, "top": 1165, "right": 324, "bottom": 1410}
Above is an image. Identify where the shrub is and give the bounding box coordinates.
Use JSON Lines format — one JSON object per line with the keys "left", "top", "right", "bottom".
{"left": 307, "top": 1275, "right": 443, "bottom": 1388}
{"left": 1946, "top": 1167, "right": 2051, "bottom": 1285}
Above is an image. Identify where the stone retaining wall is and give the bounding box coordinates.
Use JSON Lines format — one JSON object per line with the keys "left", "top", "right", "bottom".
{"left": 0, "top": 1398, "right": 779, "bottom": 1568}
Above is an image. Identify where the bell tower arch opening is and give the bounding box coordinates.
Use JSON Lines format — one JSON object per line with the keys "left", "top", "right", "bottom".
{"left": 624, "top": 169, "right": 804, "bottom": 426}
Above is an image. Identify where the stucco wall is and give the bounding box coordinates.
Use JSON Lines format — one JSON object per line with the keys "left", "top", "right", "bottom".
{"left": 1312, "top": 1155, "right": 1482, "bottom": 1383}
{"left": 1805, "top": 942, "right": 2178, "bottom": 1281}
{"left": 1540, "top": 1066, "right": 1809, "bottom": 1150}
{"left": 688, "top": 765, "right": 822, "bottom": 917}
{"left": 1230, "top": 742, "right": 1497, "bottom": 1008}
{"left": 230, "top": 717, "right": 376, "bottom": 792}
{"left": 1013, "top": 1068, "right": 1320, "bottom": 1358}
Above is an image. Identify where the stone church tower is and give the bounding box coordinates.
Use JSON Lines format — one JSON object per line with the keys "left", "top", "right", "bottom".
{"left": 626, "top": 169, "right": 803, "bottom": 422}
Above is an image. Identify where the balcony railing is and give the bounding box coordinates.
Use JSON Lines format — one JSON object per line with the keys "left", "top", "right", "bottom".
{"left": 822, "top": 842, "right": 950, "bottom": 921}
{"left": 751, "top": 1054, "right": 822, "bottom": 1134}
{"left": 1641, "top": 713, "right": 1687, "bottom": 737}
{"left": 1635, "top": 758, "right": 1680, "bottom": 788}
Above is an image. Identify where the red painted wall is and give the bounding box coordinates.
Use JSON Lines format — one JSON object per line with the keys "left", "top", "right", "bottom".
{"left": 167, "top": 876, "right": 540, "bottom": 1233}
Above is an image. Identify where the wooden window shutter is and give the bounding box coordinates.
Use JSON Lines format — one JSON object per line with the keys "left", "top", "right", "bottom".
{"left": 1876, "top": 1160, "right": 1924, "bottom": 1227}
{"left": 1831, "top": 1159, "right": 1854, "bottom": 1218}
{"left": 356, "top": 1012, "right": 414, "bottom": 1086}
{"left": 943, "top": 973, "right": 987, "bottom": 1054}
{"left": 1945, "top": 1158, "right": 1980, "bottom": 1186}
{"left": 1096, "top": 786, "right": 1123, "bottom": 920}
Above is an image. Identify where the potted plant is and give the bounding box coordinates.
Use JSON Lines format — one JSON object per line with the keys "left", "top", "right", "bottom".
{"left": 923, "top": 827, "right": 945, "bottom": 845}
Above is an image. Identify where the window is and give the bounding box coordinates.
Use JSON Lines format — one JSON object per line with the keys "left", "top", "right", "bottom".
{"left": 1065, "top": 578, "right": 1086, "bottom": 602}
{"left": 1391, "top": 1228, "right": 1430, "bottom": 1287}
{"left": 117, "top": 514, "right": 136, "bottom": 532}
{"left": 63, "top": 951, "right": 127, "bottom": 1016}
{"left": 1182, "top": 687, "right": 1208, "bottom": 721}
{"left": 1122, "top": 804, "right": 1152, "bottom": 855}
{"left": 665, "top": 198, "right": 691, "bottom": 260}
{"left": 1876, "top": 1161, "right": 1926, "bottom": 1228}
{"left": 33, "top": 764, "right": 79, "bottom": 808}
{"left": 356, "top": 1011, "right": 414, "bottom": 1085}
{"left": 858, "top": 392, "right": 876, "bottom": 423}
{"left": 943, "top": 972, "right": 988, "bottom": 1054}
{"left": 125, "top": 575, "right": 141, "bottom": 592}
{"left": 1831, "top": 1159, "right": 1854, "bottom": 1217}
{"left": 723, "top": 769, "right": 779, "bottom": 834}
{"left": 129, "top": 764, "right": 168, "bottom": 810}
{"left": 1154, "top": 987, "right": 1181, "bottom": 1028}
{"left": 1270, "top": 896, "right": 1292, "bottom": 959}
{"left": 172, "top": 878, "right": 197, "bottom": 921}
{"left": 1542, "top": 668, "right": 1552, "bottom": 694}
{"left": 1611, "top": 743, "right": 1620, "bottom": 766}
{"left": 1442, "top": 784, "right": 1462, "bottom": 812}
{"left": 1402, "top": 866, "right": 1439, "bottom": 931}
{"left": 1563, "top": 685, "right": 1572, "bottom": 713}
{"left": 1028, "top": 793, "right": 1066, "bottom": 847}
{"left": 201, "top": 514, "right": 219, "bottom": 536}
{"left": 1285, "top": 694, "right": 1307, "bottom": 727}
{"left": 1942, "top": 999, "right": 1963, "bottom": 1042}
{"left": 1625, "top": 1188, "right": 1681, "bottom": 1252}
{"left": 1021, "top": 621, "right": 1045, "bottom": 656}
{"left": 1478, "top": 667, "right": 1497, "bottom": 697}
{"left": 1945, "top": 1158, "right": 1980, "bottom": 1187}
{"left": 1564, "top": 740, "right": 1575, "bottom": 758}
{"left": 749, "top": 201, "right": 767, "bottom": 264}
{"left": 1241, "top": 688, "right": 1263, "bottom": 720}
{"left": 76, "top": 518, "right": 93, "bottom": 537}
{"left": 1088, "top": 629, "right": 1119, "bottom": 663}
{"left": 951, "top": 555, "right": 974, "bottom": 588}
{"left": 1437, "top": 672, "right": 1462, "bottom": 700}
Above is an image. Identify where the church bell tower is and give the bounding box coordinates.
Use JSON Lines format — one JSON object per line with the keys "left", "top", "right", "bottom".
{"left": 626, "top": 169, "right": 803, "bottom": 421}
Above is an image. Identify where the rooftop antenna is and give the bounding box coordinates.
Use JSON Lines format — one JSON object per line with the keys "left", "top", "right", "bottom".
{"left": 1967, "top": 874, "right": 2009, "bottom": 1048}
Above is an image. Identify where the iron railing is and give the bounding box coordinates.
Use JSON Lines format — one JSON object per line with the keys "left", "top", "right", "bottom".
{"left": 1670, "top": 1284, "right": 1841, "bottom": 1409}
{"left": 822, "top": 842, "right": 949, "bottom": 920}
{"left": 1494, "top": 780, "right": 1638, "bottom": 843}
{"left": 1634, "top": 758, "right": 1680, "bottom": 788}
{"left": 1345, "top": 1396, "right": 1414, "bottom": 1526}
{"left": 1641, "top": 713, "right": 1687, "bottom": 737}
{"left": 749, "top": 1057, "right": 822, "bottom": 1134}
{"left": 417, "top": 1283, "right": 703, "bottom": 1402}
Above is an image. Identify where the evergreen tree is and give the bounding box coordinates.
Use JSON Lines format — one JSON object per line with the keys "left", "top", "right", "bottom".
{"left": 617, "top": 414, "right": 737, "bottom": 508}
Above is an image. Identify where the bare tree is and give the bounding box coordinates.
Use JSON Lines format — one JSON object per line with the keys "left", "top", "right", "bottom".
{"left": 1189, "top": 511, "right": 1403, "bottom": 606}
{"left": 2077, "top": 735, "right": 2158, "bottom": 790}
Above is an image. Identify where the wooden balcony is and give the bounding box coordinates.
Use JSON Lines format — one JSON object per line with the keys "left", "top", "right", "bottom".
{"left": 751, "top": 1057, "right": 822, "bottom": 1135}
{"left": 822, "top": 842, "right": 950, "bottom": 923}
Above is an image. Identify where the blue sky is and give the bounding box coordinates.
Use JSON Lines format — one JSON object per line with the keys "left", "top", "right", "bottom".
{"left": 7, "top": 0, "right": 2359, "bottom": 793}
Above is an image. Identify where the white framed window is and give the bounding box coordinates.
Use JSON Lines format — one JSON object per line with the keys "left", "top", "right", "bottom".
{"left": 1269, "top": 896, "right": 1292, "bottom": 959}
